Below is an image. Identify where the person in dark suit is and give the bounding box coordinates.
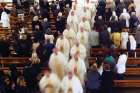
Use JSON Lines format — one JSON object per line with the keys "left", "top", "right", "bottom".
{"left": 65, "top": 0, "right": 72, "bottom": 8}
{"left": 56, "top": 12, "right": 65, "bottom": 34}
{"left": 0, "top": 37, "right": 10, "bottom": 57}
{"left": 118, "top": 18, "right": 127, "bottom": 31}
{"left": 41, "top": 39, "right": 55, "bottom": 67}
{"left": 86, "top": 63, "right": 101, "bottom": 93}
{"left": 39, "top": 0, "right": 50, "bottom": 18}
{"left": 34, "top": 25, "right": 44, "bottom": 42}
{"left": 100, "top": 63, "right": 115, "bottom": 93}
{"left": 99, "top": 26, "right": 111, "bottom": 48}
{"left": 0, "top": 70, "right": 6, "bottom": 93}
{"left": 129, "top": 12, "right": 139, "bottom": 32}
{"left": 42, "top": 18, "right": 50, "bottom": 33}
{"left": 32, "top": 16, "right": 42, "bottom": 31}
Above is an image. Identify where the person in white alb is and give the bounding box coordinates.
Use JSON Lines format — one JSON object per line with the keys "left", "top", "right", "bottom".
{"left": 67, "top": 53, "right": 86, "bottom": 85}
{"left": 116, "top": 51, "right": 128, "bottom": 80}
{"left": 39, "top": 70, "right": 61, "bottom": 93}
{"left": 61, "top": 69, "right": 83, "bottom": 93}
{"left": 67, "top": 10, "right": 79, "bottom": 33}
{"left": 1, "top": 11, "right": 10, "bottom": 28}
{"left": 49, "top": 48, "right": 68, "bottom": 80}
{"left": 70, "top": 41, "right": 86, "bottom": 60}
{"left": 56, "top": 35, "right": 70, "bottom": 61}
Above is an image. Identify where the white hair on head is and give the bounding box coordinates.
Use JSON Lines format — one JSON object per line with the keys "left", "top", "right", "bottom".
{"left": 44, "top": 18, "right": 48, "bottom": 22}
{"left": 131, "top": 12, "right": 136, "bottom": 16}
{"left": 123, "top": 8, "right": 127, "bottom": 13}
{"left": 112, "top": 11, "right": 116, "bottom": 16}
{"left": 33, "top": 16, "right": 39, "bottom": 21}
{"left": 98, "top": 16, "right": 102, "bottom": 19}
{"left": 66, "top": 4, "right": 70, "bottom": 8}
{"left": 58, "top": 12, "right": 62, "bottom": 16}
{"left": 107, "top": 27, "right": 111, "bottom": 33}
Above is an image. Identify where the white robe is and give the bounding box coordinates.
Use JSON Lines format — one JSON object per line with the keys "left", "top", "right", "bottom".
{"left": 49, "top": 52, "right": 68, "bottom": 80}
{"left": 84, "top": 1, "right": 96, "bottom": 13}
{"left": 76, "top": 31, "right": 89, "bottom": 47}
{"left": 61, "top": 75, "right": 83, "bottom": 93}
{"left": 78, "top": 21, "right": 91, "bottom": 32}
{"left": 121, "top": 32, "right": 129, "bottom": 49}
{"left": 67, "top": 14, "right": 79, "bottom": 33}
{"left": 82, "top": 9, "right": 92, "bottom": 21}
{"left": 63, "top": 29, "right": 70, "bottom": 40}
{"left": 120, "top": 9, "right": 130, "bottom": 27}
{"left": 116, "top": 54, "right": 128, "bottom": 74}
{"left": 129, "top": 35, "right": 137, "bottom": 50}
{"left": 67, "top": 58, "right": 86, "bottom": 85}
{"left": 39, "top": 73, "right": 61, "bottom": 93}
{"left": 63, "top": 28, "right": 77, "bottom": 48}
{"left": 1, "top": 11, "right": 10, "bottom": 28}
{"left": 70, "top": 44, "right": 86, "bottom": 60}
{"left": 56, "top": 37, "right": 70, "bottom": 60}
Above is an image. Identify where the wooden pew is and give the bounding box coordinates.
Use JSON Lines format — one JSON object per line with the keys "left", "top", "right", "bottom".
{"left": 0, "top": 57, "right": 30, "bottom": 67}
{"left": 125, "top": 68, "right": 140, "bottom": 76}
{"left": 90, "top": 48, "right": 140, "bottom": 57}
{"left": 88, "top": 57, "right": 140, "bottom": 66}
{"left": 114, "top": 80, "right": 140, "bottom": 88}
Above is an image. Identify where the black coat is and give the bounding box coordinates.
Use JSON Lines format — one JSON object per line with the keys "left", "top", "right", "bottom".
{"left": 99, "top": 30, "right": 111, "bottom": 48}
{"left": 130, "top": 15, "right": 139, "bottom": 29}
{"left": 0, "top": 40, "right": 10, "bottom": 57}
{"left": 56, "top": 17, "right": 65, "bottom": 33}
{"left": 42, "top": 43, "right": 55, "bottom": 63}
{"left": 100, "top": 70, "right": 114, "bottom": 93}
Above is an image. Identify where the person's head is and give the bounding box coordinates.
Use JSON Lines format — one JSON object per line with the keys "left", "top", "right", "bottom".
{"left": 123, "top": 8, "right": 127, "bottom": 13}
{"left": 98, "top": 16, "right": 102, "bottom": 20}
{"left": 112, "top": 11, "right": 116, "bottom": 16}
{"left": 59, "top": 35, "right": 64, "bottom": 39}
{"left": 74, "top": 53, "right": 79, "bottom": 61}
{"left": 33, "top": 16, "right": 39, "bottom": 21}
{"left": 80, "top": 27, "right": 84, "bottom": 32}
{"left": 103, "top": 63, "right": 110, "bottom": 71}
{"left": 75, "top": 40, "right": 80, "bottom": 47}
{"left": 91, "top": 63, "right": 97, "bottom": 71}
{"left": 58, "top": 12, "right": 62, "bottom": 17}
{"left": 43, "top": 18, "right": 48, "bottom": 22}
{"left": 82, "top": 17, "right": 86, "bottom": 22}
{"left": 68, "top": 71, "right": 73, "bottom": 80}
{"left": 66, "top": 4, "right": 70, "bottom": 8}
{"left": 35, "top": 25, "right": 40, "bottom": 30}
{"left": 53, "top": 48, "right": 58, "bottom": 55}
{"left": 131, "top": 12, "right": 136, "bottom": 16}
{"left": 122, "top": 27, "right": 129, "bottom": 32}
{"left": 71, "top": 11, "right": 75, "bottom": 16}
{"left": 44, "top": 69, "right": 51, "bottom": 77}
{"left": 66, "top": 24, "right": 70, "bottom": 30}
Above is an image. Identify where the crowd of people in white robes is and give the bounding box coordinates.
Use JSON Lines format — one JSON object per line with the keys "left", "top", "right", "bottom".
{"left": 38, "top": 0, "right": 98, "bottom": 93}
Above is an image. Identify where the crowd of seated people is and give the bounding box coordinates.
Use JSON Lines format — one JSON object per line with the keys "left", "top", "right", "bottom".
{"left": 0, "top": 0, "right": 140, "bottom": 93}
